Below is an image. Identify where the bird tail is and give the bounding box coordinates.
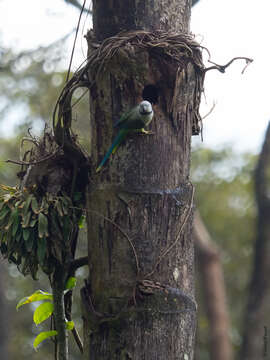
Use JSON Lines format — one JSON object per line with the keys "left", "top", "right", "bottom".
{"left": 96, "top": 130, "right": 126, "bottom": 173}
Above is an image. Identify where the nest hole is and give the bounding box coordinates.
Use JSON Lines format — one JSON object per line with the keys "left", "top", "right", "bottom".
{"left": 142, "top": 84, "right": 159, "bottom": 105}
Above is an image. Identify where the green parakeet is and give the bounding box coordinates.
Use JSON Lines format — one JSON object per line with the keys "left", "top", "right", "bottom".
{"left": 96, "top": 100, "right": 154, "bottom": 172}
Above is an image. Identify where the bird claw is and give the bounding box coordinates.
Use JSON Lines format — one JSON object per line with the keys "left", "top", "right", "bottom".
{"left": 140, "top": 129, "right": 154, "bottom": 135}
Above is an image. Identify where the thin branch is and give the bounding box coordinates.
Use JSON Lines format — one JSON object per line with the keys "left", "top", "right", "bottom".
{"left": 71, "top": 88, "right": 89, "bottom": 108}
{"left": 6, "top": 149, "right": 61, "bottom": 166}
{"left": 71, "top": 327, "right": 83, "bottom": 354}
{"left": 66, "top": 0, "right": 87, "bottom": 83}
{"left": 69, "top": 256, "right": 88, "bottom": 273}
{"left": 204, "top": 56, "right": 253, "bottom": 74}
{"left": 64, "top": 0, "right": 92, "bottom": 13}
{"left": 202, "top": 101, "right": 216, "bottom": 120}
{"left": 65, "top": 291, "right": 84, "bottom": 354}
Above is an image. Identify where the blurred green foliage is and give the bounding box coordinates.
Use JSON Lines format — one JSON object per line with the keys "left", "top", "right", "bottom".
{"left": 192, "top": 146, "right": 257, "bottom": 359}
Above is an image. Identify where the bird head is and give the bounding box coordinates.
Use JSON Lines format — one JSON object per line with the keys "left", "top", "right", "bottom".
{"left": 139, "top": 100, "right": 153, "bottom": 115}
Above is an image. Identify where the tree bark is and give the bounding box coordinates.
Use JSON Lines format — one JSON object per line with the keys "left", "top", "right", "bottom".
{"left": 83, "top": 1, "right": 199, "bottom": 359}
{"left": 193, "top": 211, "right": 232, "bottom": 360}
{"left": 92, "top": 0, "right": 191, "bottom": 41}
{"left": 240, "top": 122, "right": 270, "bottom": 359}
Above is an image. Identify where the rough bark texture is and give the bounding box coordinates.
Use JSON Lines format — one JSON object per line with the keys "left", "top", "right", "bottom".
{"left": 84, "top": 1, "right": 198, "bottom": 359}
{"left": 240, "top": 122, "right": 270, "bottom": 359}
{"left": 193, "top": 211, "right": 232, "bottom": 360}
{"left": 92, "top": 0, "right": 191, "bottom": 41}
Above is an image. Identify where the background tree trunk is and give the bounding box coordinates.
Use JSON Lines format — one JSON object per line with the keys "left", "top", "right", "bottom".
{"left": 240, "top": 121, "right": 270, "bottom": 359}
{"left": 0, "top": 260, "right": 9, "bottom": 360}
{"left": 193, "top": 211, "right": 232, "bottom": 360}
{"left": 83, "top": 1, "right": 199, "bottom": 359}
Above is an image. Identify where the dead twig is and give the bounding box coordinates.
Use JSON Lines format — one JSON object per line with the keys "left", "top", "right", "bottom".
{"left": 204, "top": 56, "right": 253, "bottom": 74}
{"left": 202, "top": 101, "right": 216, "bottom": 120}
{"left": 6, "top": 150, "right": 60, "bottom": 166}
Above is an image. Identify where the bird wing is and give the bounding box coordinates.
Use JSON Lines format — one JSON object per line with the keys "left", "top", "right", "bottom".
{"left": 113, "top": 106, "right": 137, "bottom": 128}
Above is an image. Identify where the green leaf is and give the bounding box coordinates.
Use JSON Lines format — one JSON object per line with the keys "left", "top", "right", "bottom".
{"left": 33, "top": 301, "right": 54, "bottom": 325}
{"left": 0, "top": 184, "right": 17, "bottom": 193}
{"left": 15, "top": 230, "right": 22, "bottom": 243}
{"left": 22, "top": 194, "right": 33, "bottom": 218}
{"left": 78, "top": 214, "right": 85, "bottom": 229}
{"left": 21, "top": 210, "right": 32, "bottom": 228}
{"left": 37, "top": 237, "right": 47, "bottom": 265}
{"left": 25, "top": 231, "right": 34, "bottom": 252}
{"left": 38, "top": 213, "right": 48, "bottom": 238}
{"left": 22, "top": 228, "right": 31, "bottom": 242}
{"left": 66, "top": 320, "right": 74, "bottom": 331}
{"left": 29, "top": 218, "right": 37, "bottom": 228}
{"left": 33, "top": 330, "right": 57, "bottom": 350}
{"left": 1, "top": 193, "right": 13, "bottom": 203}
{"left": 65, "top": 277, "right": 77, "bottom": 290}
{"left": 0, "top": 205, "right": 11, "bottom": 222}
{"left": 29, "top": 261, "right": 39, "bottom": 280}
{"left": 31, "top": 196, "right": 39, "bottom": 214}
{"left": 41, "top": 197, "right": 49, "bottom": 214}
{"left": 17, "top": 200, "right": 26, "bottom": 209}
{"left": 12, "top": 209, "right": 20, "bottom": 237}
{"left": 4, "top": 207, "right": 19, "bottom": 232}
{"left": 0, "top": 201, "right": 5, "bottom": 212}
{"left": 15, "top": 199, "right": 23, "bottom": 208}
{"left": 16, "top": 290, "right": 53, "bottom": 310}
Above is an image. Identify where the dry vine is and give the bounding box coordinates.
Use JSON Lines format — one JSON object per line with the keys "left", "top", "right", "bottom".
{"left": 52, "top": 29, "right": 252, "bottom": 145}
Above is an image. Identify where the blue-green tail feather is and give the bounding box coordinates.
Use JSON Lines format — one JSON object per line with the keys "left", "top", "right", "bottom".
{"left": 96, "top": 130, "right": 126, "bottom": 172}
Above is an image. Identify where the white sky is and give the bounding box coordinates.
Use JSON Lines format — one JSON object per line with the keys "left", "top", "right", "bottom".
{"left": 191, "top": 0, "right": 269, "bottom": 153}
{"left": 0, "top": 0, "right": 268, "bottom": 154}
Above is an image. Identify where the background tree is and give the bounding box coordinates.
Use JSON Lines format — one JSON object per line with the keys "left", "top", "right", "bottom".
{"left": 192, "top": 147, "right": 256, "bottom": 359}
{"left": 240, "top": 122, "right": 270, "bottom": 360}
{"left": 0, "top": 259, "right": 9, "bottom": 360}
{"left": 193, "top": 211, "right": 232, "bottom": 360}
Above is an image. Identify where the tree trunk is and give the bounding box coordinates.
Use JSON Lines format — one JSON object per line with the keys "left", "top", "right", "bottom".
{"left": 83, "top": 1, "right": 200, "bottom": 359}
{"left": 193, "top": 211, "right": 232, "bottom": 360}
{"left": 240, "top": 122, "right": 270, "bottom": 359}
{"left": 92, "top": 0, "right": 191, "bottom": 41}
